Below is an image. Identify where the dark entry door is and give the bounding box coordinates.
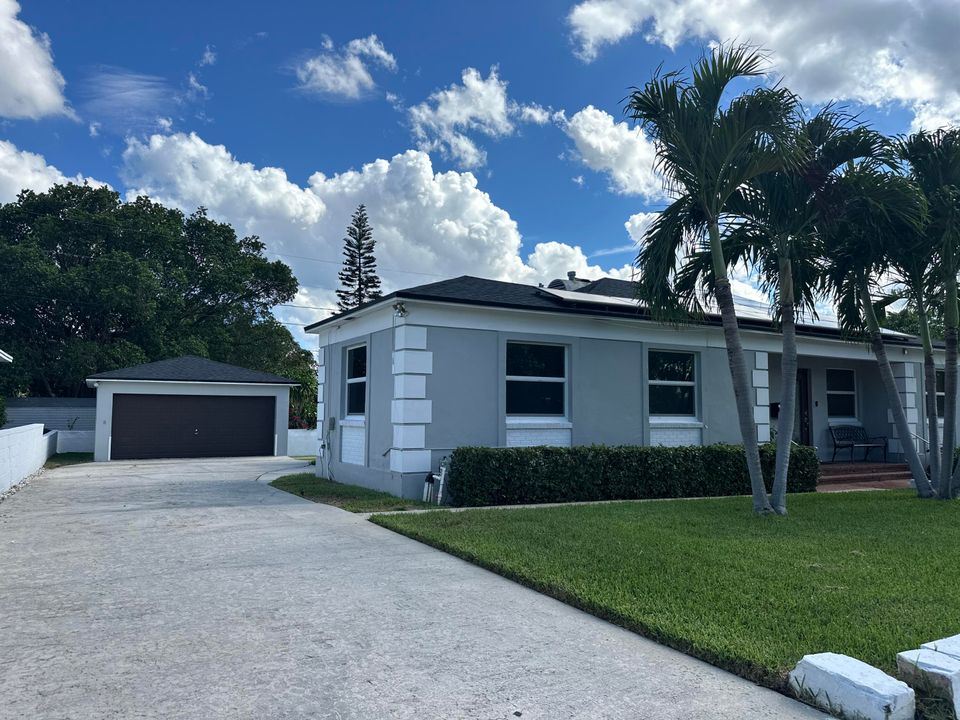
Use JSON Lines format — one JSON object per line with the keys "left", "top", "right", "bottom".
{"left": 111, "top": 394, "right": 275, "bottom": 460}
{"left": 795, "top": 369, "right": 813, "bottom": 446}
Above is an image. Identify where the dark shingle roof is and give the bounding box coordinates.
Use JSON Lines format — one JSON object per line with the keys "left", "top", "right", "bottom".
{"left": 86, "top": 356, "right": 298, "bottom": 385}
{"left": 303, "top": 274, "right": 921, "bottom": 346}
{"left": 575, "top": 277, "right": 639, "bottom": 300}
{"left": 397, "top": 276, "right": 570, "bottom": 310}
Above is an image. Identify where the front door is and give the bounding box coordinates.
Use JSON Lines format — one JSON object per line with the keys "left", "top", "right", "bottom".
{"left": 795, "top": 369, "right": 813, "bottom": 446}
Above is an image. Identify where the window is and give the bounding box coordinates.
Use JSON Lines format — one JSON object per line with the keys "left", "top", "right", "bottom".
{"left": 345, "top": 345, "right": 367, "bottom": 416}
{"left": 826, "top": 368, "right": 856, "bottom": 418}
{"left": 648, "top": 350, "right": 697, "bottom": 416}
{"left": 937, "top": 370, "right": 946, "bottom": 418}
{"left": 506, "top": 342, "right": 565, "bottom": 415}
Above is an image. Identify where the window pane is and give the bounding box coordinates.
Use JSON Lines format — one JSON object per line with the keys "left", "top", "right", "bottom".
{"left": 347, "top": 346, "right": 367, "bottom": 379}
{"left": 506, "top": 380, "right": 564, "bottom": 415}
{"left": 507, "top": 343, "right": 564, "bottom": 378}
{"left": 937, "top": 371, "right": 945, "bottom": 393}
{"left": 347, "top": 382, "right": 366, "bottom": 414}
{"left": 827, "top": 393, "right": 855, "bottom": 418}
{"left": 826, "top": 369, "right": 855, "bottom": 392}
{"left": 649, "top": 351, "right": 695, "bottom": 382}
{"left": 938, "top": 395, "right": 945, "bottom": 418}
{"left": 649, "top": 385, "right": 695, "bottom": 415}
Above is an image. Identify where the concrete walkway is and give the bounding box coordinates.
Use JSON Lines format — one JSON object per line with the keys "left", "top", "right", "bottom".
{"left": 0, "top": 458, "right": 825, "bottom": 719}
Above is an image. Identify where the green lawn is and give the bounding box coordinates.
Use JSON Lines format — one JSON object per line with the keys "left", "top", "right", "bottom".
{"left": 372, "top": 491, "right": 960, "bottom": 690}
{"left": 270, "top": 473, "right": 433, "bottom": 513}
{"left": 44, "top": 452, "right": 94, "bottom": 469}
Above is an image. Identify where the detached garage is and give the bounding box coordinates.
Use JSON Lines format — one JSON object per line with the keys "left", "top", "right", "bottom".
{"left": 86, "top": 356, "right": 298, "bottom": 462}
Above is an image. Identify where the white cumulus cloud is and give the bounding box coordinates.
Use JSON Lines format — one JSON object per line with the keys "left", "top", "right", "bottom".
{"left": 199, "top": 45, "right": 216, "bottom": 67}
{"left": 567, "top": 0, "right": 960, "bottom": 131}
{"left": 295, "top": 34, "right": 397, "bottom": 100}
{"left": 0, "top": 0, "right": 70, "bottom": 119}
{"left": 562, "top": 105, "right": 663, "bottom": 198}
{"left": 119, "top": 132, "right": 638, "bottom": 343}
{"left": 409, "top": 67, "right": 555, "bottom": 168}
{"left": 0, "top": 139, "right": 106, "bottom": 202}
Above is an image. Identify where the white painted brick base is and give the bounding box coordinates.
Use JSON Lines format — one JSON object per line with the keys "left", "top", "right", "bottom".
{"left": 505, "top": 424, "right": 572, "bottom": 448}
{"left": 649, "top": 426, "right": 701, "bottom": 447}
{"left": 340, "top": 423, "right": 365, "bottom": 465}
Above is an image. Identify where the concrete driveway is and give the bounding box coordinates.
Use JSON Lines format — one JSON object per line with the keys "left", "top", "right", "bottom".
{"left": 0, "top": 458, "right": 824, "bottom": 720}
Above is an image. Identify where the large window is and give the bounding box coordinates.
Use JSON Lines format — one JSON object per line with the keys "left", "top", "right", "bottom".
{"left": 648, "top": 350, "right": 697, "bottom": 416}
{"left": 937, "top": 370, "right": 946, "bottom": 418}
{"left": 506, "top": 342, "right": 566, "bottom": 415}
{"left": 826, "top": 368, "right": 856, "bottom": 418}
{"left": 345, "top": 345, "right": 367, "bottom": 416}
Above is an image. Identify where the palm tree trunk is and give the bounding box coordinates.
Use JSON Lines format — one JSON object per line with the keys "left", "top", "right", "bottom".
{"left": 861, "top": 282, "right": 934, "bottom": 497}
{"left": 944, "top": 273, "right": 958, "bottom": 495}
{"left": 770, "top": 256, "right": 796, "bottom": 515}
{"left": 710, "top": 223, "right": 774, "bottom": 514}
{"left": 917, "top": 304, "right": 941, "bottom": 492}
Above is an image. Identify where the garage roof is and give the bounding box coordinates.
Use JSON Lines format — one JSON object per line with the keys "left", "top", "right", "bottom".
{"left": 86, "top": 356, "right": 298, "bottom": 386}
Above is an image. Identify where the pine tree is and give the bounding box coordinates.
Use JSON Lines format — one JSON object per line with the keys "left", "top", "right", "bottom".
{"left": 336, "top": 204, "right": 383, "bottom": 312}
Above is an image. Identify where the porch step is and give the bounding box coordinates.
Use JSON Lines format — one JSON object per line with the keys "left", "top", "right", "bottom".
{"left": 819, "top": 463, "right": 912, "bottom": 485}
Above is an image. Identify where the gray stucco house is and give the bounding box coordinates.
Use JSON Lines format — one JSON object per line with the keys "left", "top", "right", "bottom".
{"left": 305, "top": 274, "right": 944, "bottom": 499}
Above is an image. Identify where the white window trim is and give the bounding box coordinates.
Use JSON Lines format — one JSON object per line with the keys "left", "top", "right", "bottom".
{"left": 345, "top": 343, "right": 367, "bottom": 418}
{"left": 826, "top": 367, "right": 857, "bottom": 419}
{"left": 648, "top": 349, "right": 698, "bottom": 419}
{"left": 505, "top": 342, "right": 568, "bottom": 419}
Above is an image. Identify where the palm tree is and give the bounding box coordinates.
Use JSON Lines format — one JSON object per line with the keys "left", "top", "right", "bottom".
{"left": 676, "top": 110, "right": 888, "bottom": 514}
{"left": 898, "top": 130, "right": 960, "bottom": 498}
{"left": 821, "top": 162, "right": 935, "bottom": 497}
{"left": 625, "top": 45, "right": 800, "bottom": 514}
{"left": 882, "top": 247, "right": 941, "bottom": 491}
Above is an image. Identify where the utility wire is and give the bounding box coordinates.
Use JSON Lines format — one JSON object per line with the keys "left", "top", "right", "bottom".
{"left": 1, "top": 205, "right": 449, "bottom": 278}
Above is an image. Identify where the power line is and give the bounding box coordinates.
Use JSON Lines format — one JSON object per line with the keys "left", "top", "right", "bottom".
{"left": 1, "top": 204, "right": 449, "bottom": 279}
{"left": 0, "top": 289, "right": 335, "bottom": 321}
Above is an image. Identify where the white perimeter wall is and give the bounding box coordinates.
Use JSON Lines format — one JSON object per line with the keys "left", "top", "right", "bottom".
{"left": 56, "top": 430, "right": 95, "bottom": 453}
{"left": 287, "top": 429, "right": 318, "bottom": 457}
{"left": 0, "top": 424, "right": 56, "bottom": 492}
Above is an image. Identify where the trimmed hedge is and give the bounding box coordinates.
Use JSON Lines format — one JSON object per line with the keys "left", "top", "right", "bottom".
{"left": 447, "top": 443, "right": 820, "bottom": 507}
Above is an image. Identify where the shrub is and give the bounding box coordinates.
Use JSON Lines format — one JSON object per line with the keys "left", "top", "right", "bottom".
{"left": 447, "top": 443, "right": 820, "bottom": 507}
{"left": 0, "top": 396, "right": 5, "bottom": 427}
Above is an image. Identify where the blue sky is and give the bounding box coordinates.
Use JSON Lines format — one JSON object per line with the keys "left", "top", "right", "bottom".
{"left": 2, "top": 0, "right": 957, "bottom": 344}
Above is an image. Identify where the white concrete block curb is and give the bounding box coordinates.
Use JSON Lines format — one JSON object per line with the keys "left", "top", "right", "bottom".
{"left": 788, "top": 652, "right": 914, "bottom": 720}
{"left": 897, "top": 647, "right": 960, "bottom": 716}
{"left": 922, "top": 634, "right": 960, "bottom": 661}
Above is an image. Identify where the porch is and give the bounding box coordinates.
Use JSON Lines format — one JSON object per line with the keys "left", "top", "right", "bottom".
{"left": 764, "top": 351, "right": 927, "bottom": 465}
{"left": 817, "top": 462, "right": 913, "bottom": 492}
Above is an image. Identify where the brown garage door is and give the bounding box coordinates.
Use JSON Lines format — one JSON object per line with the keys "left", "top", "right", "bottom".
{"left": 111, "top": 394, "right": 275, "bottom": 460}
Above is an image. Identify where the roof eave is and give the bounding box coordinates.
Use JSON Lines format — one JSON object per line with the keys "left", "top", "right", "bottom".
{"left": 85, "top": 378, "right": 300, "bottom": 388}
{"left": 304, "top": 292, "right": 399, "bottom": 333}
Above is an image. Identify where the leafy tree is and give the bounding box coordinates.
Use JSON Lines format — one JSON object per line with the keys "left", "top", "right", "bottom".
{"left": 820, "top": 162, "right": 935, "bottom": 497}
{"left": 626, "top": 45, "right": 801, "bottom": 514}
{"left": 898, "top": 129, "right": 960, "bottom": 498}
{"left": 883, "top": 306, "right": 944, "bottom": 340}
{"left": 336, "top": 204, "right": 382, "bottom": 312}
{"left": 0, "top": 184, "right": 314, "bottom": 425}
